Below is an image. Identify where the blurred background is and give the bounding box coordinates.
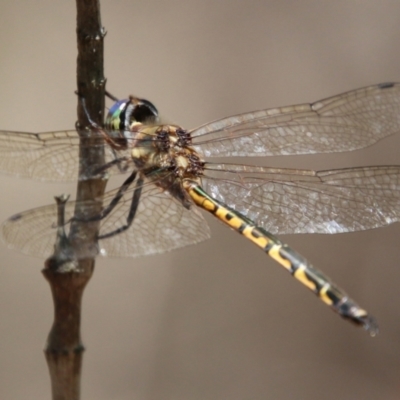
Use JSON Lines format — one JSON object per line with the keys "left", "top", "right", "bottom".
{"left": 1, "top": 1, "right": 400, "bottom": 399}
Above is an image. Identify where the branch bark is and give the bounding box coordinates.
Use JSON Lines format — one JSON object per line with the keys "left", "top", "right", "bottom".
{"left": 42, "top": 1, "right": 107, "bottom": 399}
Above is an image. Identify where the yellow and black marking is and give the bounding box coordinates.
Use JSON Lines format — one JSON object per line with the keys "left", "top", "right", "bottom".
{"left": 184, "top": 180, "right": 378, "bottom": 336}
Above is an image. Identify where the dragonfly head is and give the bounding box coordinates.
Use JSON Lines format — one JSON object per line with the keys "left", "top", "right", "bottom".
{"left": 105, "top": 96, "right": 159, "bottom": 131}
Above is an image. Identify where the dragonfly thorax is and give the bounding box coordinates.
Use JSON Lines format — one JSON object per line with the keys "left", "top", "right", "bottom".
{"left": 128, "top": 123, "right": 205, "bottom": 209}
{"left": 131, "top": 124, "right": 205, "bottom": 181}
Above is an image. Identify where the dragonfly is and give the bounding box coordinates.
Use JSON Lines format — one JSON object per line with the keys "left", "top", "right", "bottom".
{"left": 2, "top": 82, "right": 400, "bottom": 336}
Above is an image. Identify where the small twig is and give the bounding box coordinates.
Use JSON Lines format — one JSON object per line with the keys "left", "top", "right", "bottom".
{"left": 105, "top": 90, "right": 119, "bottom": 102}
{"left": 42, "top": 1, "right": 107, "bottom": 399}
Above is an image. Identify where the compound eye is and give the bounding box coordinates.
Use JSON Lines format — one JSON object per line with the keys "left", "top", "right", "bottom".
{"left": 132, "top": 99, "right": 159, "bottom": 124}
{"left": 105, "top": 99, "right": 130, "bottom": 131}
{"left": 105, "top": 97, "right": 159, "bottom": 131}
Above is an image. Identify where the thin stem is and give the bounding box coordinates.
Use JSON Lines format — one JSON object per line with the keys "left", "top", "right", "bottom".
{"left": 42, "top": 1, "right": 107, "bottom": 399}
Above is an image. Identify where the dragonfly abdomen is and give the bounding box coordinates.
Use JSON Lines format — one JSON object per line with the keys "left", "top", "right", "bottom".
{"left": 184, "top": 179, "right": 378, "bottom": 336}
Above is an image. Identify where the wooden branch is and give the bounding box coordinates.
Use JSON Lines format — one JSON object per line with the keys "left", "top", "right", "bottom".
{"left": 42, "top": 1, "right": 107, "bottom": 399}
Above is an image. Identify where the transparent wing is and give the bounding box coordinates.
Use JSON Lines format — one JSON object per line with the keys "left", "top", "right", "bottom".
{"left": 3, "top": 83, "right": 400, "bottom": 180}
{"left": 202, "top": 163, "right": 400, "bottom": 234}
{"left": 191, "top": 83, "right": 400, "bottom": 157}
{"left": 0, "top": 129, "right": 133, "bottom": 181}
{"left": 1, "top": 182, "right": 210, "bottom": 258}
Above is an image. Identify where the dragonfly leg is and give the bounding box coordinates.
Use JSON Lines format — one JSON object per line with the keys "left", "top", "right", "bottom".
{"left": 110, "top": 149, "right": 130, "bottom": 173}
{"left": 184, "top": 180, "right": 378, "bottom": 336}
{"left": 89, "top": 155, "right": 130, "bottom": 177}
{"left": 73, "top": 171, "right": 137, "bottom": 224}
{"left": 78, "top": 96, "right": 102, "bottom": 129}
{"left": 98, "top": 175, "right": 144, "bottom": 239}
{"left": 78, "top": 95, "right": 127, "bottom": 151}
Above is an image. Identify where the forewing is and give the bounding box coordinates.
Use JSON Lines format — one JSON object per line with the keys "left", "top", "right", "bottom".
{"left": 1, "top": 183, "right": 210, "bottom": 258}
{"left": 0, "top": 129, "right": 132, "bottom": 181}
{"left": 191, "top": 83, "right": 400, "bottom": 157}
{"left": 202, "top": 163, "right": 400, "bottom": 234}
